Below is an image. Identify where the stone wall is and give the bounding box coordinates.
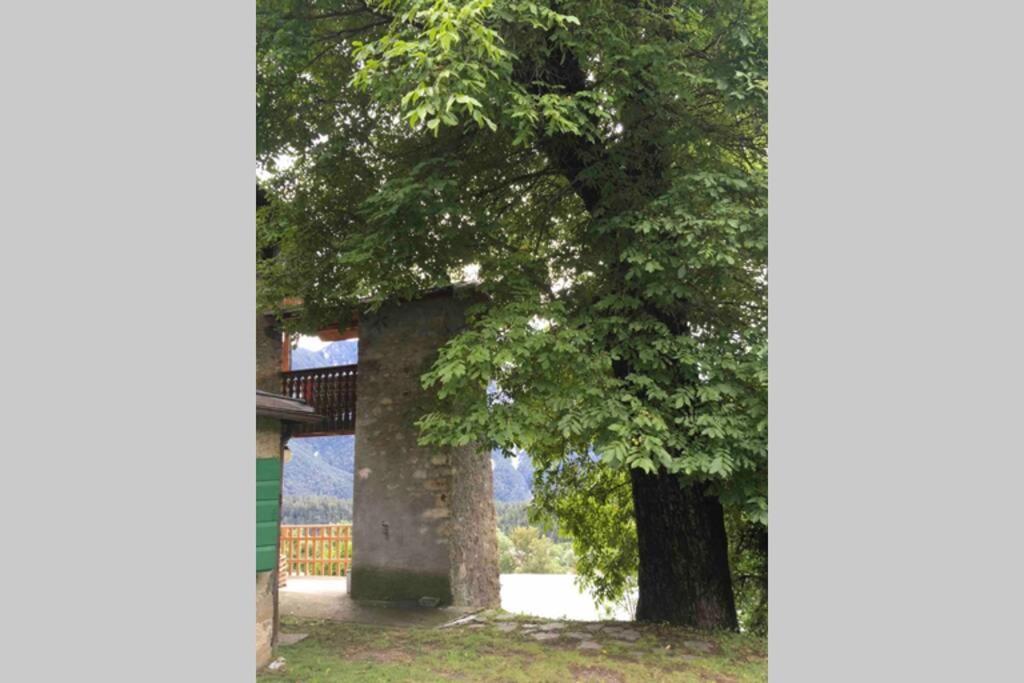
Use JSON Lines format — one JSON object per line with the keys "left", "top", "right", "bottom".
{"left": 350, "top": 290, "right": 500, "bottom": 608}
{"left": 256, "top": 569, "right": 275, "bottom": 669}
{"left": 257, "top": 314, "right": 283, "bottom": 393}
{"left": 256, "top": 315, "right": 283, "bottom": 669}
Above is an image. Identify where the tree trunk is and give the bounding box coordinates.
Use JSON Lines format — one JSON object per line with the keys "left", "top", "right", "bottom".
{"left": 630, "top": 468, "right": 738, "bottom": 629}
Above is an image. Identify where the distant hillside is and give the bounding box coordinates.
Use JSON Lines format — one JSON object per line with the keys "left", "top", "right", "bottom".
{"left": 491, "top": 450, "right": 534, "bottom": 502}
{"left": 283, "top": 436, "right": 355, "bottom": 498}
{"left": 284, "top": 436, "right": 533, "bottom": 502}
{"left": 290, "top": 340, "right": 358, "bottom": 369}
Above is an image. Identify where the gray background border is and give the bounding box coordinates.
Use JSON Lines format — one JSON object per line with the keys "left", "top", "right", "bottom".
{"left": 1, "top": 1, "right": 1021, "bottom": 680}
{"left": 770, "top": 0, "right": 1022, "bottom": 679}
{"left": 2, "top": 2, "right": 254, "bottom": 680}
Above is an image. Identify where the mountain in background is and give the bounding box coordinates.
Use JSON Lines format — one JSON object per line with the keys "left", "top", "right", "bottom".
{"left": 284, "top": 435, "right": 533, "bottom": 502}
{"left": 491, "top": 450, "right": 534, "bottom": 502}
{"left": 283, "top": 436, "right": 355, "bottom": 498}
{"left": 290, "top": 339, "right": 358, "bottom": 369}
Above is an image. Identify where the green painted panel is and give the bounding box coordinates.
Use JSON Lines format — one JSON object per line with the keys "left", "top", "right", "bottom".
{"left": 257, "top": 520, "right": 279, "bottom": 548}
{"left": 256, "top": 481, "right": 279, "bottom": 501}
{"left": 256, "top": 458, "right": 282, "bottom": 487}
{"left": 256, "top": 457, "right": 282, "bottom": 573}
{"left": 256, "top": 547, "right": 277, "bottom": 573}
{"left": 257, "top": 500, "right": 278, "bottom": 523}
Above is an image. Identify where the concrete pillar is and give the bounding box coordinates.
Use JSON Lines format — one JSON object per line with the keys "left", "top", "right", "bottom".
{"left": 350, "top": 291, "right": 500, "bottom": 608}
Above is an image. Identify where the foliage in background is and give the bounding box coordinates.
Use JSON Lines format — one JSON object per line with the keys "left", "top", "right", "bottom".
{"left": 726, "top": 511, "right": 768, "bottom": 634}
{"left": 530, "top": 452, "right": 637, "bottom": 606}
{"left": 494, "top": 500, "right": 530, "bottom": 534}
{"left": 282, "top": 495, "right": 353, "bottom": 524}
{"left": 497, "top": 526, "right": 575, "bottom": 574}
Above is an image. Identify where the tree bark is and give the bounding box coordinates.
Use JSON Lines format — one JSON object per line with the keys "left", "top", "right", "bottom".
{"left": 630, "top": 468, "right": 738, "bottom": 629}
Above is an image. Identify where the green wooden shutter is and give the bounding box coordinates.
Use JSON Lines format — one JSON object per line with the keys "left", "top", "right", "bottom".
{"left": 256, "top": 457, "right": 282, "bottom": 572}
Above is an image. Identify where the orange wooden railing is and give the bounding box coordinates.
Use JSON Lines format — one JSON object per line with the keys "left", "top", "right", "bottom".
{"left": 280, "top": 524, "right": 352, "bottom": 577}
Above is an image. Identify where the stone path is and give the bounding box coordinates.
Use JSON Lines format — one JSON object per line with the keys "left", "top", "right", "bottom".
{"left": 280, "top": 578, "right": 719, "bottom": 660}
{"left": 441, "top": 610, "right": 718, "bottom": 658}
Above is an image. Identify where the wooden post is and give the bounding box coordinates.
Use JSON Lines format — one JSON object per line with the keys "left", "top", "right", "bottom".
{"left": 280, "top": 332, "right": 291, "bottom": 372}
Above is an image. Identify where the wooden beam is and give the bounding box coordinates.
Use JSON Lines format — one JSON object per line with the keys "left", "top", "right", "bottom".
{"left": 285, "top": 429, "right": 356, "bottom": 438}
{"left": 316, "top": 325, "right": 359, "bottom": 342}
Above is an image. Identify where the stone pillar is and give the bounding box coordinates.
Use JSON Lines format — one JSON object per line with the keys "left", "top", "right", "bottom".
{"left": 256, "top": 316, "right": 283, "bottom": 669}
{"left": 350, "top": 290, "right": 500, "bottom": 608}
{"left": 257, "top": 314, "right": 283, "bottom": 393}
{"left": 255, "top": 566, "right": 276, "bottom": 669}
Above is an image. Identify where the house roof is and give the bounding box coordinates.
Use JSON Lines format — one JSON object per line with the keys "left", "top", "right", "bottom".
{"left": 256, "top": 390, "right": 323, "bottom": 424}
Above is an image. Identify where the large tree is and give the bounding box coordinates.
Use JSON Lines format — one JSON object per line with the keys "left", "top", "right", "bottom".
{"left": 258, "top": 0, "right": 766, "bottom": 628}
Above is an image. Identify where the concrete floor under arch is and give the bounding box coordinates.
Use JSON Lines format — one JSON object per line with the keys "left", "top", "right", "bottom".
{"left": 279, "top": 575, "right": 635, "bottom": 626}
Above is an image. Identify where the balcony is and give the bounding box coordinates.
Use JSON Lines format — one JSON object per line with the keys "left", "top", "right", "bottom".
{"left": 280, "top": 364, "right": 357, "bottom": 436}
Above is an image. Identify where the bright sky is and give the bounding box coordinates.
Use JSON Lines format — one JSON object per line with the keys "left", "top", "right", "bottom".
{"left": 296, "top": 334, "right": 332, "bottom": 351}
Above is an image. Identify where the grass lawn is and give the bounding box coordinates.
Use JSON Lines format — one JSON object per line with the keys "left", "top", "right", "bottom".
{"left": 260, "top": 613, "right": 767, "bottom": 682}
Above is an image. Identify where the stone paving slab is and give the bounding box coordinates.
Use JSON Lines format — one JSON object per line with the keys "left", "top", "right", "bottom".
{"left": 529, "top": 632, "right": 561, "bottom": 641}
{"left": 536, "top": 622, "right": 566, "bottom": 631}
{"left": 603, "top": 627, "right": 641, "bottom": 641}
{"left": 381, "top": 605, "right": 722, "bottom": 659}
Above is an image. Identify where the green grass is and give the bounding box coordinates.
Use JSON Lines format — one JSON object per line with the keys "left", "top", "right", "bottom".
{"left": 261, "top": 614, "right": 767, "bottom": 682}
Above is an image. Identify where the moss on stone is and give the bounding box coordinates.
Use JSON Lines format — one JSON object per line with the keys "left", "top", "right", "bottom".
{"left": 350, "top": 566, "right": 453, "bottom": 606}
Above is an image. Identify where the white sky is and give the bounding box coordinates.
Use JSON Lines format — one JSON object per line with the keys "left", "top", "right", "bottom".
{"left": 296, "top": 334, "right": 332, "bottom": 351}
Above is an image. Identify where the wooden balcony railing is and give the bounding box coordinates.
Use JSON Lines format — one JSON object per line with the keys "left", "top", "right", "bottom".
{"left": 280, "top": 524, "right": 352, "bottom": 577}
{"left": 281, "top": 365, "right": 357, "bottom": 436}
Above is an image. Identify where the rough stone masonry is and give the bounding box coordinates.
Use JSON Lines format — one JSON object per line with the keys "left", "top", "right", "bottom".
{"left": 349, "top": 289, "right": 500, "bottom": 608}
{"left": 256, "top": 318, "right": 285, "bottom": 670}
